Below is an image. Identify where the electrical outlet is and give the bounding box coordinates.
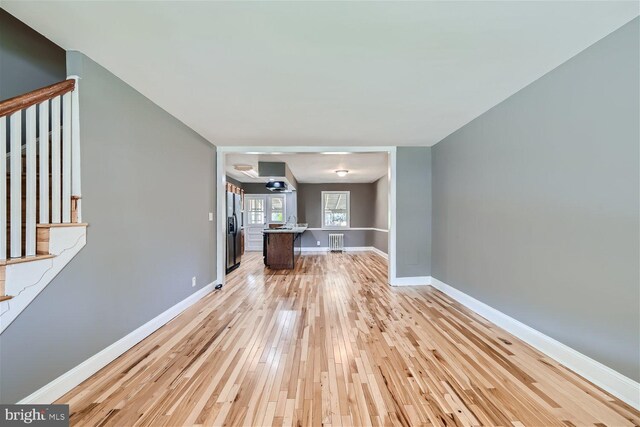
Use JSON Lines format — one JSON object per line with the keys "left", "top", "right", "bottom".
{"left": 317, "top": 240, "right": 320, "bottom": 246}
{"left": 192, "top": 277, "right": 197, "bottom": 287}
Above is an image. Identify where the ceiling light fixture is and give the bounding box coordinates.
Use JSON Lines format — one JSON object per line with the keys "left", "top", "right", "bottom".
{"left": 234, "top": 164, "right": 259, "bottom": 178}
{"left": 335, "top": 170, "right": 349, "bottom": 177}
{"left": 323, "top": 152, "right": 350, "bottom": 155}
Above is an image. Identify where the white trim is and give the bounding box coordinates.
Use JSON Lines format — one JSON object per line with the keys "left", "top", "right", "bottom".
{"left": 305, "top": 227, "right": 388, "bottom": 232}
{"left": 217, "top": 146, "right": 397, "bottom": 286}
{"left": 216, "top": 152, "right": 225, "bottom": 286}
{"left": 217, "top": 146, "right": 396, "bottom": 153}
{"left": 300, "top": 247, "right": 330, "bottom": 252}
{"left": 300, "top": 246, "right": 388, "bottom": 259}
{"left": 1, "top": 226, "right": 87, "bottom": 333}
{"left": 368, "top": 246, "right": 388, "bottom": 259}
{"left": 389, "top": 276, "right": 432, "bottom": 286}
{"left": 388, "top": 148, "right": 397, "bottom": 286}
{"left": 69, "top": 75, "right": 82, "bottom": 222}
{"left": 371, "top": 228, "right": 388, "bottom": 233}
{"left": 430, "top": 277, "right": 640, "bottom": 410}
{"left": 17, "top": 282, "right": 217, "bottom": 404}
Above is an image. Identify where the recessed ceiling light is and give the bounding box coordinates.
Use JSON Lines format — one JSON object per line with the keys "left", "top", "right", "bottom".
{"left": 335, "top": 170, "right": 349, "bottom": 177}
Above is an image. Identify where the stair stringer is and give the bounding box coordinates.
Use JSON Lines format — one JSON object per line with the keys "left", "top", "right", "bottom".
{"left": 0, "top": 225, "right": 87, "bottom": 334}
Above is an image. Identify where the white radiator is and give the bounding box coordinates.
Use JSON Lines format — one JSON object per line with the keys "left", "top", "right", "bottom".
{"left": 329, "top": 233, "right": 344, "bottom": 252}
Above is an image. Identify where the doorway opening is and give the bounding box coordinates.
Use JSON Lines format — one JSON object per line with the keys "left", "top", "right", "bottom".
{"left": 217, "top": 147, "right": 397, "bottom": 285}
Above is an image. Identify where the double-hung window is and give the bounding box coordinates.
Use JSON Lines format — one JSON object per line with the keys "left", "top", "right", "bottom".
{"left": 322, "top": 191, "right": 350, "bottom": 229}
{"left": 268, "top": 195, "right": 286, "bottom": 223}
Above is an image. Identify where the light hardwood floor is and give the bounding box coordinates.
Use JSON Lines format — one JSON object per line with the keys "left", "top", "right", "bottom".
{"left": 58, "top": 252, "right": 639, "bottom": 426}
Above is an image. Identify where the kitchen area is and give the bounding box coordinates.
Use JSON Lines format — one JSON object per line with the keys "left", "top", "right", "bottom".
{"left": 225, "top": 152, "right": 389, "bottom": 275}
{"left": 225, "top": 159, "right": 307, "bottom": 273}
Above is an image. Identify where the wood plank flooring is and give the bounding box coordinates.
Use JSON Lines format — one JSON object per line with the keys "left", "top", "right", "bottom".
{"left": 58, "top": 252, "right": 640, "bottom": 426}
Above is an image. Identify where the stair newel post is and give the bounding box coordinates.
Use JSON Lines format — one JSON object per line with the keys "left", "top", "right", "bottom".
{"left": 25, "top": 105, "right": 37, "bottom": 256}
{"left": 51, "top": 96, "right": 61, "bottom": 224}
{"left": 9, "top": 111, "right": 22, "bottom": 257}
{"left": 0, "top": 117, "right": 5, "bottom": 261}
{"left": 69, "top": 75, "right": 81, "bottom": 223}
{"left": 62, "top": 92, "right": 72, "bottom": 224}
{"left": 39, "top": 100, "right": 50, "bottom": 224}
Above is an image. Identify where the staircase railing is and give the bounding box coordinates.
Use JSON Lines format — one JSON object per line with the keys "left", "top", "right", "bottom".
{"left": 0, "top": 77, "right": 82, "bottom": 261}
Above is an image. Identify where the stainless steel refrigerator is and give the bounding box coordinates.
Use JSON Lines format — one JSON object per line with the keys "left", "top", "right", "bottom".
{"left": 226, "top": 192, "right": 243, "bottom": 273}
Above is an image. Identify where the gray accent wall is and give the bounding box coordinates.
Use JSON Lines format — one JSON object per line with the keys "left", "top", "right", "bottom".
{"left": 297, "top": 182, "right": 388, "bottom": 253}
{"left": 0, "top": 52, "right": 217, "bottom": 403}
{"left": 396, "top": 147, "right": 432, "bottom": 277}
{"left": 431, "top": 18, "right": 640, "bottom": 380}
{"left": 297, "top": 183, "right": 375, "bottom": 228}
{"left": 0, "top": 9, "right": 66, "bottom": 100}
{"left": 372, "top": 176, "right": 388, "bottom": 230}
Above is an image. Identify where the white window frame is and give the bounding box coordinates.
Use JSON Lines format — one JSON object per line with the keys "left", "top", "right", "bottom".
{"left": 267, "top": 194, "right": 286, "bottom": 224}
{"left": 321, "top": 191, "right": 350, "bottom": 229}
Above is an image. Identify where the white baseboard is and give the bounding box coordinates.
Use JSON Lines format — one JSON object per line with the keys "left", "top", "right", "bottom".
{"left": 300, "top": 246, "right": 388, "bottom": 259}
{"left": 18, "top": 282, "right": 217, "bottom": 404}
{"left": 389, "top": 275, "right": 431, "bottom": 286}
{"left": 368, "top": 246, "right": 388, "bottom": 259}
{"left": 301, "top": 247, "right": 330, "bottom": 252}
{"left": 430, "top": 277, "right": 640, "bottom": 410}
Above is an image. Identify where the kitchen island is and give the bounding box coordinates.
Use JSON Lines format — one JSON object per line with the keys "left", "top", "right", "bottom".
{"left": 263, "top": 226, "right": 307, "bottom": 269}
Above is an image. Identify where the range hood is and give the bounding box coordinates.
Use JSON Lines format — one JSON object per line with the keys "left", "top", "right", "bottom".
{"left": 259, "top": 161, "right": 296, "bottom": 192}
{"left": 266, "top": 181, "right": 287, "bottom": 192}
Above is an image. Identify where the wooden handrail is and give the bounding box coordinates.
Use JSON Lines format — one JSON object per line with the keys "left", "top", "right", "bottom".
{"left": 0, "top": 79, "right": 75, "bottom": 118}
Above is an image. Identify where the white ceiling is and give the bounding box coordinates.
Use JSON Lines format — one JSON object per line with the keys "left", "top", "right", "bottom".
{"left": 3, "top": 1, "right": 637, "bottom": 147}
{"left": 226, "top": 152, "right": 388, "bottom": 184}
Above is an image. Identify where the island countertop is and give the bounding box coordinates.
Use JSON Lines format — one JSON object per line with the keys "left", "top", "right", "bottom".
{"left": 262, "top": 226, "right": 308, "bottom": 234}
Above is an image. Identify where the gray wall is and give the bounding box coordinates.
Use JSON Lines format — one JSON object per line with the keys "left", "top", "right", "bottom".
{"left": 372, "top": 176, "right": 388, "bottom": 230}
{"left": 432, "top": 18, "right": 639, "bottom": 380}
{"left": 297, "top": 182, "right": 388, "bottom": 253}
{"left": 0, "top": 52, "right": 217, "bottom": 403}
{"left": 297, "top": 183, "right": 375, "bottom": 228}
{"left": 396, "top": 147, "right": 432, "bottom": 277}
{"left": 0, "top": 8, "right": 66, "bottom": 100}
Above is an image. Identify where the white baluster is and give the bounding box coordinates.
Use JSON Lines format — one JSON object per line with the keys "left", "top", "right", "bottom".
{"left": 9, "top": 111, "right": 22, "bottom": 258}
{"left": 0, "top": 117, "right": 6, "bottom": 261}
{"left": 25, "top": 106, "right": 36, "bottom": 256}
{"left": 39, "top": 101, "right": 49, "bottom": 224}
{"left": 69, "top": 76, "right": 82, "bottom": 223}
{"left": 51, "top": 96, "right": 61, "bottom": 224}
{"left": 62, "top": 92, "right": 71, "bottom": 223}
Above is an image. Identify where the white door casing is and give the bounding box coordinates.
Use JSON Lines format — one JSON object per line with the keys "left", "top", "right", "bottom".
{"left": 217, "top": 146, "right": 396, "bottom": 286}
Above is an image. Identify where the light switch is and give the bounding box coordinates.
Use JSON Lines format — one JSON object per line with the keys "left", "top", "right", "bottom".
{"left": 209, "top": 212, "right": 214, "bottom": 221}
